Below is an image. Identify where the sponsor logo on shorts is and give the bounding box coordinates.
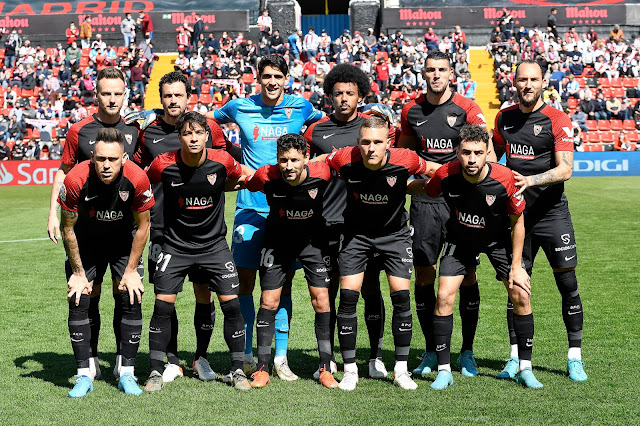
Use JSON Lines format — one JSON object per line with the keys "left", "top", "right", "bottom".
{"left": 401, "top": 258, "right": 412, "bottom": 263}
{"left": 565, "top": 255, "right": 576, "bottom": 261}
{"left": 225, "top": 261, "right": 235, "bottom": 272}
{"left": 223, "top": 272, "right": 239, "bottom": 279}
{"left": 315, "top": 267, "right": 330, "bottom": 273}
{"left": 323, "top": 256, "right": 331, "bottom": 266}
{"left": 554, "top": 245, "right": 576, "bottom": 252}
{"left": 561, "top": 234, "right": 571, "bottom": 245}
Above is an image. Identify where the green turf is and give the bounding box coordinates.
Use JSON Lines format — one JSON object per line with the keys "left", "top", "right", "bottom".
{"left": 1, "top": 177, "right": 639, "bottom": 424}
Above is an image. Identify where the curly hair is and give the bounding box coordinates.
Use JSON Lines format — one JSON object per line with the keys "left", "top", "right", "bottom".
{"left": 323, "top": 63, "right": 370, "bottom": 98}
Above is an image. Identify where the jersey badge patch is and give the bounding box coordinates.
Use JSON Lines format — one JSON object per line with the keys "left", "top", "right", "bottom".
{"left": 125, "top": 134, "right": 133, "bottom": 145}
{"left": 285, "top": 108, "right": 293, "bottom": 118}
{"left": 119, "top": 191, "right": 129, "bottom": 202}
{"left": 387, "top": 176, "right": 397, "bottom": 187}
{"left": 207, "top": 174, "right": 217, "bottom": 185}
{"left": 59, "top": 184, "right": 67, "bottom": 202}
{"left": 486, "top": 194, "right": 496, "bottom": 206}
{"left": 447, "top": 116, "right": 457, "bottom": 127}
{"left": 533, "top": 124, "right": 542, "bottom": 136}
{"left": 308, "top": 188, "right": 318, "bottom": 199}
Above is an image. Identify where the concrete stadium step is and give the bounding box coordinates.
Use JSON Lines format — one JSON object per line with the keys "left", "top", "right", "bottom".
{"left": 468, "top": 48, "right": 500, "bottom": 130}
{"left": 144, "top": 53, "right": 176, "bottom": 109}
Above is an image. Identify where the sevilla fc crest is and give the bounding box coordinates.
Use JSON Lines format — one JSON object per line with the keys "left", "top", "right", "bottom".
{"left": 207, "top": 174, "right": 217, "bottom": 185}
{"left": 119, "top": 191, "right": 129, "bottom": 202}
{"left": 308, "top": 188, "right": 318, "bottom": 199}
{"left": 285, "top": 108, "right": 293, "bottom": 118}
{"left": 125, "top": 134, "right": 133, "bottom": 145}
{"left": 447, "top": 115, "right": 457, "bottom": 127}
{"left": 486, "top": 194, "right": 496, "bottom": 206}
{"left": 387, "top": 176, "right": 397, "bottom": 187}
{"left": 533, "top": 125, "right": 542, "bottom": 136}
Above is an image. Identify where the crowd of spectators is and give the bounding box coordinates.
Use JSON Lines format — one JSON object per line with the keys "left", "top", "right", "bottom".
{"left": 489, "top": 10, "right": 640, "bottom": 150}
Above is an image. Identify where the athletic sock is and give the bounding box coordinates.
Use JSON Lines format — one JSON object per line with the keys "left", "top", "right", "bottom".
{"left": 513, "top": 313, "right": 534, "bottom": 366}
{"left": 459, "top": 281, "right": 480, "bottom": 353}
{"left": 363, "top": 291, "right": 385, "bottom": 360}
{"left": 69, "top": 294, "right": 92, "bottom": 370}
{"left": 337, "top": 289, "right": 359, "bottom": 365}
{"left": 394, "top": 360, "right": 408, "bottom": 374}
{"left": 274, "top": 295, "right": 292, "bottom": 359}
{"left": 112, "top": 293, "right": 123, "bottom": 355}
{"left": 554, "top": 270, "right": 583, "bottom": 349}
{"left": 415, "top": 284, "right": 436, "bottom": 352}
{"left": 194, "top": 302, "right": 215, "bottom": 360}
{"left": 315, "top": 312, "right": 332, "bottom": 371}
{"left": 506, "top": 297, "right": 517, "bottom": 348}
{"left": 221, "top": 298, "right": 245, "bottom": 372}
{"left": 166, "top": 309, "right": 180, "bottom": 365}
{"left": 148, "top": 299, "right": 175, "bottom": 373}
{"left": 119, "top": 292, "right": 142, "bottom": 368}
{"left": 88, "top": 293, "right": 101, "bottom": 358}
{"left": 433, "top": 314, "right": 454, "bottom": 369}
{"left": 390, "top": 290, "right": 412, "bottom": 363}
{"left": 568, "top": 347, "right": 582, "bottom": 360}
{"left": 328, "top": 279, "right": 339, "bottom": 362}
{"left": 255, "top": 307, "right": 277, "bottom": 371}
{"left": 238, "top": 294, "right": 255, "bottom": 357}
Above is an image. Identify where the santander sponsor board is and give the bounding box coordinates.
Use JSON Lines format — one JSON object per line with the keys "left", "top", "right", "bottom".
{"left": 0, "top": 160, "right": 60, "bottom": 186}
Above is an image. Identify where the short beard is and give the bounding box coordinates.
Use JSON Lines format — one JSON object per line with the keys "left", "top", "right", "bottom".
{"left": 518, "top": 91, "right": 540, "bottom": 107}
{"left": 428, "top": 82, "right": 448, "bottom": 94}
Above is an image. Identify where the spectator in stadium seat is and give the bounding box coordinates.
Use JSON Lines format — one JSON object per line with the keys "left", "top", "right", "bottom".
{"left": 302, "top": 56, "right": 318, "bottom": 87}
{"left": 257, "top": 9, "right": 272, "bottom": 43}
{"left": 270, "top": 30, "right": 285, "bottom": 55}
{"left": 547, "top": 93, "right": 563, "bottom": 110}
{"left": 543, "top": 84, "right": 560, "bottom": 103}
{"left": 48, "top": 138, "right": 62, "bottom": 160}
{"left": 0, "top": 139, "right": 10, "bottom": 160}
{"left": 568, "top": 45, "right": 584, "bottom": 76}
{"left": 452, "top": 25, "right": 468, "bottom": 51}
{"left": 424, "top": 27, "right": 439, "bottom": 51}
{"left": 534, "top": 47, "right": 550, "bottom": 76}
{"left": 490, "top": 26, "right": 506, "bottom": 44}
{"left": 66, "top": 41, "right": 81, "bottom": 68}
{"left": 375, "top": 58, "right": 390, "bottom": 93}
{"left": 4, "top": 32, "right": 17, "bottom": 69}
{"left": 579, "top": 95, "right": 596, "bottom": 120}
{"left": 80, "top": 15, "right": 93, "bottom": 49}
{"left": 614, "top": 130, "right": 633, "bottom": 150}
{"left": 378, "top": 31, "right": 390, "bottom": 54}
{"left": 91, "top": 34, "right": 106, "bottom": 51}
{"left": 547, "top": 63, "right": 565, "bottom": 91}
{"left": 571, "top": 105, "right": 589, "bottom": 133}
{"left": 497, "top": 68, "right": 512, "bottom": 103}
{"left": 66, "top": 21, "right": 79, "bottom": 46}
{"left": 303, "top": 27, "right": 320, "bottom": 59}
{"left": 619, "top": 97, "right": 634, "bottom": 120}
{"left": 318, "top": 30, "right": 331, "bottom": 55}
{"left": 562, "top": 74, "right": 580, "bottom": 101}
{"left": 9, "top": 115, "right": 25, "bottom": 139}
{"left": 610, "top": 25, "right": 625, "bottom": 43}
{"left": 455, "top": 54, "right": 470, "bottom": 80}
{"left": 11, "top": 138, "right": 27, "bottom": 160}
{"left": 607, "top": 96, "right": 623, "bottom": 119}
{"left": 364, "top": 28, "right": 377, "bottom": 54}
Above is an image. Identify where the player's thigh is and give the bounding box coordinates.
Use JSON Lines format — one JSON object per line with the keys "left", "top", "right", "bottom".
{"left": 535, "top": 209, "right": 578, "bottom": 270}
{"left": 438, "top": 241, "right": 477, "bottom": 280}
{"left": 324, "top": 222, "right": 343, "bottom": 278}
{"left": 199, "top": 240, "right": 240, "bottom": 297}
{"left": 338, "top": 233, "right": 373, "bottom": 278}
{"left": 153, "top": 245, "right": 192, "bottom": 295}
{"left": 147, "top": 233, "right": 165, "bottom": 284}
{"left": 377, "top": 228, "right": 414, "bottom": 280}
{"left": 258, "top": 246, "right": 292, "bottom": 293}
{"left": 484, "top": 243, "right": 515, "bottom": 282}
{"left": 410, "top": 200, "right": 448, "bottom": 267}
{"left": 298, "top": 238, "right": 331, "bottom": 290}
{"left": 231, "top": 209, "right": 267, "bottom": 271}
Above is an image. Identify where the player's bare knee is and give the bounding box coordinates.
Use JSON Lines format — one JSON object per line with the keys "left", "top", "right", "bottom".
{"left": 310, "top": 288, "right": 330, "bottom": 312}
{"left": 156, "top": 293, "right": 177, "bottom": 304}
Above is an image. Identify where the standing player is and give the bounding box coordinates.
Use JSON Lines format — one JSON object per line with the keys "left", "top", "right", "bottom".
{"left": 398, "top": 51, "right": 488, "bottom": 377}
{"left": 60, "top": 128, "right": 153, "bottom": 397}
{"left": 408, "top": 124, "right": 540, "bottom": 389}
{"left": 492, "top": 60, "right": 587, "bottom": 382}
{"left": 208, "top": 54, "right": 324, "bottom": 380}
{"left": 304, "top": 63, "right": 393, "bottom": 379}
{"left": 144, "top": 112, "right": 251, "bottom": 392}
{"left": 326, "top": 116, "right": 440, "bottom": 391}
{"left": 132, "top": 71, "right": 229, "bottom": 384}
{"left": 47, "top": 67, "right": 140, "bottom": 380}
{"left": 245, "top": 134, "right": 338, "bottom": 389}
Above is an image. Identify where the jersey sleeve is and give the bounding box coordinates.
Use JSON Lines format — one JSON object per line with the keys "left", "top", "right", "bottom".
{"left": 492, "top": 111, "right": 505, "bottom": 151}
{"left": 131, "top": 168, "right": 155, "bottom": 212}
{"left": 309, "top": 161, "right": 331, "bottom": 181}
{"left": 400, "top": 102, "right": 416, "bottom": 138}
{"left": 465, "top": 101, "right": 487, "bottom": 127}
{"left": 212, "top": 100, "right": 236, "bottom": 124}
{"left": 552, "top": 111, "right": 575, "bottom": 152}
{"left": 244, "top": 165, "right": 270, "bottom": 192}
{"left": 146, "top": 157, "right": 163, "bottom": 185}
{"left": 58, "top": 167, "right": 82, "bottom": 212}
{"left": 61, "top": 125, "right": 79, "bottom": 166}
{"left": 132, "top": 127, "right": 150, "bottom": 167}
{"left": 424, "top": 166, "right": 446, "bottom": 198}
{"left": 325, "top": 147, "right": 354, "bottom": 174}
{"left": 207, "top": 118, "right": 228, "bottom": 149}
{"left": 504, "top": 173, "right": 526, "bottom": 215}
{"left": 303, "top": 121, "right": 316, "bottom": 156}
{"left": 216, "top": 150, "right": 242, "bottom": 179}
{"left": 302, "top": 99, "right": 324, "bottom": 125}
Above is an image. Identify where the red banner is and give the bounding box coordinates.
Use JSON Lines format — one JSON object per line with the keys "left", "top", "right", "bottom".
{"left": 0, "top": 160, "right": 60, "bottom": 186}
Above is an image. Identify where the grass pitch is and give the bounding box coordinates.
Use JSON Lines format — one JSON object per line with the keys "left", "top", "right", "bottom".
{"left": 0, "top": 177, "right": 639, "bottom": 424}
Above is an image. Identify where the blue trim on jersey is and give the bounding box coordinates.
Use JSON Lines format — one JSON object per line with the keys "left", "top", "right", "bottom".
{"left": 214, "top": 94, "right": 323, "bottom": 212}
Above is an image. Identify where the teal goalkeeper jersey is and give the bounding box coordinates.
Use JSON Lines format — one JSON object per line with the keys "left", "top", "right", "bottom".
{"left": 213, "top": 94, "right": 323, "bottom": 212}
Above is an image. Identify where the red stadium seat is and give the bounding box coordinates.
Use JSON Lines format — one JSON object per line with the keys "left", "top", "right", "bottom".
{"left": 601, "top": 88, "right": 611, "bottom": 98}
{"left": 201, "top": 82, "right": 210, "bottom": 93}
{"left": 623, "top": 119, "right": 636, "bottom": 130}
{"left": 390, "top": 91, "right": 401, "bottom": 101}
{"left": 188, "top": 94, "right": 198, "bottom": 105}
{"left": 611, "top": 87, "right": 625, "bottom": 98}
{"left": 32, "top": 128, "right": 40, "bottom": 140}
{"left": 583, "top": 67, "right": 595, "bottom": 78}
{"left": 117, "top": 46, "right": 128, "bottom": 56}
{"left": 610, "top": 120, "right": 623, "bottom": 131}
{"left": 629, "top": 142, "right": 638, "bottom": 151}
{"left": 622, "top": 77, "right": 637, "bottom": 88}
{"left": 23, "top": 128, "right": 33, "bottom": 140}
{"left": 567, "top": 98, "right": 579, "bottom": 108}
{"left": 584, "top": 143, "right": 604, "bottom": 152}
{"left": 586, "top": 132, "right": 600, "bottom": 143}
{"left": 242, "top": 73, "right": 254, "bottom": 85}
{"left": 81, "top": 47, "right": 90, "bottom": 57}
{"left": 199, "top": 93, "right": 211, "bottom": 105}
{"left": 597, "top": 120, "right": 611, "bottom": 131}
{"left": 599, "top": 131, "right": 614, "bottom": 143}
{"left": 20, "top": 89, "right": 34, "bottom": 98}
{"left": 575, "top": 77, "right": 586, "bottom": 88}
{"left": 610, "top": 78, "right": 623, "bottom": 88}
{"left": 5, "top": 139, "right": 15, "bottom": 152}
{"left": 376, "top": 52, "right": 388, "bottom": 61}
{"left": 586, "top": 120, "right": 598, "bottom": 131}
{"left": 628, "top": 130, "right": 639, "bottom": 141}
{"left": 303, "top": 92, "right": 311, "bottom": 100}
{"left": 79, "top": 57, "right": 89, "bottom": 67}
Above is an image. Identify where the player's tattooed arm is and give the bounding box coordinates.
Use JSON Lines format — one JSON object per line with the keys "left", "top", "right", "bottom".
{"left": 47, "top": 163, "right": 73, "bottom": 244}
{"left": 508, "top": 213, "right": 531, "bottom": 295}
{"left": 61, "top": 209, "right": 90, "bottom": 305}
{"left": 513, "top": 151, "right": 573, "bottom": 196}
{"left": 119, "top": 210, "right": 150, "bottom": 304}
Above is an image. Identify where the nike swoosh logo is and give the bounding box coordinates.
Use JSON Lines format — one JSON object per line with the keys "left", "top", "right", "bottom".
{"left": 504, "top": 126, "right": 514, "bottom": 130}
{"left": 567, "top": 311, "right": 582, "bottom": 315}
{"left": 324, "top": 278, "right": 331, "bottom": 282}
{"left": 435, "top": 347, "right": 446, "bottom": 352}
{"left": 231, "top": 283, "right": 239, "bottom": 288}
{"left": 448, "top": 193, "right": 460, "bottom": 197}
{"left": 273, "top": 194, "right": 286, "bottom": 198}
{"left": 129, "top": 339, "right": 140, "bottom": 344}
{"left": 565, "top": 255, "right": 576, "bottom": 261}
{"left": 152, "top": 138, "right": 165, "bottom": 144}
{"left": 171, "top": 182, "right": 184, "bottom": 187}
{"left": 322, "top": 133, "right": 336, "bottom": 139}
{"left": 398, "top": 328, "right": 412, "bottom": 332}
{"left": 525, "top": 343, "right": 533, "bottom": 347}
{"left": 339, "top": 331, "right": 353, "bottom": 335}
{"left": 487, "top": 242, "right": 497, "bottom": 248}
{"left": 149, "top": 329, "right": 162, "bottom": 334}
{"left": 89, "top": 140, "right": 96, "bottom": 145}
{"left": 256, "top": 323, "right": 269, "bottom": 328}
{"left": 84, "top": 195, "right": 98, "bottom": 201}
{"left": 70, "top": 338, "right": 84, "bottom": 342}
{"left": 347, "top": 179, "right": 361, "bottom": 183}
{"left": 416, "top": 120, "right": 428, "bottom": 126}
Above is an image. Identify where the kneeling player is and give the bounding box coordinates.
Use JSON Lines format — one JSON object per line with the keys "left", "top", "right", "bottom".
{"left": 60, "top": 128, "right": 154, "bottom": 397}
{"left": 245, "top": 134, "right": 338, "bottom": 388}
{"left": 408, "top": 124, "right": 540, "bottom": 389}
{"left": 144, "top": 112, "right": 252, "bottom": 391}
{"left": 326, "top": 116, "right": 440, "bottom": 390}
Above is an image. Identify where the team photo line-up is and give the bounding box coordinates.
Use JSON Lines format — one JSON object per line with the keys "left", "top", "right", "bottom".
{"left": 48, "top": 52, "right": 586, "bottom": 397}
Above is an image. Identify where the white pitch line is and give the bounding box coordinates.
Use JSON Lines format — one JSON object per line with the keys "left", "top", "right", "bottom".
{"left": 0, "top": 237, "right": 50, "bottom": 243}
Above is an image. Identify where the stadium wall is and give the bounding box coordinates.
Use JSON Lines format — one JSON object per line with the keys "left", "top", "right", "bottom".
{"left": 1, "top": 153, "right": 639, "bottom": 187}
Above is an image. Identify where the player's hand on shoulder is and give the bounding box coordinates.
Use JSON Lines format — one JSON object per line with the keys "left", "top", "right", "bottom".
{"left": 119, "top": 270, "right": 144, "bottom": 304}
{"left": 512, "top": 170, "right": 531, "bottom": 197}
{"left": 508, "top": 266, "right": 531, "bottom": 295}
{"left": 68, "top": 273, "right": 90, "bottom": 305}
